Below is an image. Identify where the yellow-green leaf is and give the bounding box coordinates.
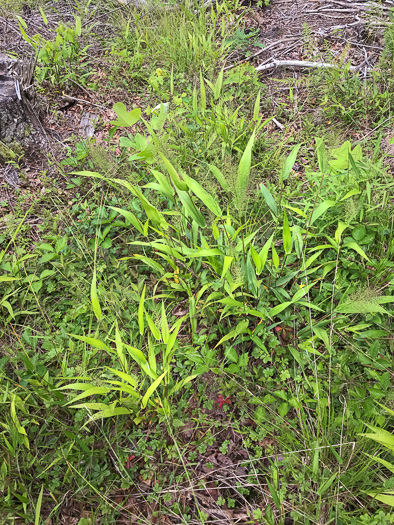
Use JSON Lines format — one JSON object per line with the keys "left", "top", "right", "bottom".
{"left": 91, "top": 269, "right": 102, "bottom": 321}
{"left": 141, "top": 371, "right": 167, "bottom": 408}
{"left": 138, "top": 285, "right": 146, "bottom": 335}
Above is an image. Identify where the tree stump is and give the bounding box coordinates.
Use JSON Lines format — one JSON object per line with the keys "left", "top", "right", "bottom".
{"left": 0, "top": 53, "right": 43, "bottom": 146}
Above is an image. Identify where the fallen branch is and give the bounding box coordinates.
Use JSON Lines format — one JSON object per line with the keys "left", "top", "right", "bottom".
{"left": 224, "top": 36, "right": 300, "bottom": 71}
{"left": 255, "top": 58, "right": 370, "bottom": 73}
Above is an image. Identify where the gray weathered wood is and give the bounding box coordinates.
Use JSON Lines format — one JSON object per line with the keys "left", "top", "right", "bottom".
{"left": 0, "top": 53, "right": 41, "bottom": 145}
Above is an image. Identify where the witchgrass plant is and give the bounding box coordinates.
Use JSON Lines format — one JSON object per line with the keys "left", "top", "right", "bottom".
{"left": 1, "top": 78, "right": 394, "bottom": 525}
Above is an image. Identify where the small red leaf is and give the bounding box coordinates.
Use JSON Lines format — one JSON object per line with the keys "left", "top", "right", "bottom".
{"left": 216, "top": 395, "right": 231, "bottom": 410}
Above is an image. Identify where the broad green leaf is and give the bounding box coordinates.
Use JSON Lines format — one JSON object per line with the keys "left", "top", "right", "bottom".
{"left": 301, "top": 250, "right": 323, "bottom": 271}
{"left": 219, "top": 297, "right": 244, "bottom": 307}
{"left": 235, "top": 230, "right": 259, "bottom": 253}
{"left": 161, "top": 303, "right": 170, "bottom": 344}
{"left": 251, "top": 246, "right": 261, "bottom": 273}
{"left": 258, "top": 234, "right": 274, "bottom": 275}
{"left": 55, "top": 235, "right": 68, "bottom": 253}
{"left": 283, "top": 204, "right": 306, "bottom": 217}
{"left": 317, "top": 472, "right": 337, "bottom": 496}
{"left": 208, "top": 164, "right": 230, "bottom": 192}
{"left": 170, "top": 374, "right": 198, "bottom": 395}
{"left": 81, "top": 406, "right": 133, "bottom": 424}
{"left": 215, "top": 329, "right": 238, "bottom": 348}
{"left": 91, "top": 270, "right": 102, "bottom": 321}
{"left": 340, "top": 188, "right": 361, "bottom": 201}
{"left": 2, "top": 300, "right": 14, "bottom": 318}
{"left": 315, "top": 137, "right": 328, "bottom": 173}
{"left": 269, "top": 301, "right": 292, "bottom": 317}
{"left": 185, "top": 248, "right": 223, "bottom": 258}
{"left": 214, "top": 68, "right": 224, "bottom": 100}
{"left": 344, "top": 241, "right": 370, "bottom": 262}
{"left": 376, "top": 296, "right": 394, "bottom": 304}
{"left": 221, "top": 256, "right": 234, "bottom": 280}
{"left": 181, "top": 173, "right": 222, "bottom": 216}
{"left": 150, "top": 169, "right": 174, "bottom": 202}
{"left": 160, "top": 154, "right": 188, "bottom": 191}
{"left": 294, "top": 301, "right": 324, "bottom": 312}
{"left": 64, "top": 386, "right": 110, "bottom": 405}
{"left": 39, "top": 7, "right": 48, "bottom": 25}
{"left": 235, "top": 130, "right": 256, "bottom": 203}
{"left": 361, "top": 424, "right": 394, "bottom": 450}
{"left": 75, "top": 15, "right": 81, "bottom": 36}
{"left": 165, "top": 320, "right": 182, "bottom": 363}
{"left": 138, "top": 285, "right": 146, "bottom": 335}
{"left": 283, "top": 212, "right": 292, "bottom": 255}
{"left": 57, "top": 383, "right": 98, "bottom": 391}
{"left": 272, "top": 245, "right": 279, "bottom": 269}
{"left": 17, "top": 14, "right": 27, "bottom": 28}
{"left": 148, "top": 336, "right": 157, "bottom": 375}
{"left": 115, "top": 324, "right": 127, "bottom": 372}
{"left": 105, "top": 381, "right": 140, "bottom": 397}
{"left": 35, "top": 485, "right": 44, "bottom": 525}
{"left": 0, "top": 276, "right": 20, "bottom": 282}
{"left": 176, "top": 188, "right": 206, "bottom": 227}
{"left": 260, "top": 184, "right": 278, "bottom": 217}
{"left": 313, "top": 326, "right": 330, "bottom": 350}
{"left": 106, "top": 367, "right": 138, "bottom": 388}
{"left": 200, "top": 71, "right": 206, "bottom": 112}
{"left": 111, "top": 103, "right": 141, "bottom": 127}
{"left": 310, "top": 200, "right": 336, "bottom": 225}
{"left": 145, "top": 312, "right": 161, "bottom": 340}
{"left": 282, "top": 144, "right": 301, "bottom": 181}
{"left": 129, "top": 241, "right": 185, "bottom": 261}
{"left": 141, "top": 371, "right": 167, "bottom": 408}
{"left": 69, "top": 403, "right": 110, "bottom": 410}
{"left": 17, "top": 19, "right": 33, "bottom": 46}
{"left": 122, "top": 343, "right": 147, "bottom": 365}
{"left": 108, "top": 206, "right": 143, "bottom": 234}
{"left": 292, "top": 284, "right": 314, "bottom": 303}
{"left": 253, "top": 90, "right": 261, "bottom": 121}
{"left": 367, "top": 493, "right": 394, "bottom": 506}
{"left": 68, "top": 334, "right": 111, "bottom": 352}
{"left": 114, "top": 178, "right": 164, "bottom": 225}
{"left": 335, "top": 221, "right": 348, "bottom": 244}
{"left": 123, "top": 255, "right": 165, "bottom": 276}
{"left": 225, "top": 346, "right": 238, "bottom": 363}
{"left": 267, "top": 479, "right": 281, "bottom": 509}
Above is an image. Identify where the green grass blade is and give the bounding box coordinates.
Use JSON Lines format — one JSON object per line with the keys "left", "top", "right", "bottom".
{"left": 283, "top": 212, "right": 292, "bottom": 255}
{"left": 258, "top": 234, "right": 274, "bottom": 275}
{"left": 35, "top": 485, "right": 44, "bottom": 525}
{"left": 138, "top": 285, "right": 146, "bottom": 335}
{"left": 142, "top": 371, "right": 167, "bottom": 408}
{"left": 282, "top": 144, "right": 301, "bottom": 181}
{"left": 91, "top": 269, "right": 102, "bottom": 321}
{"left": 181, "top": 173, "right": 222, "bottom": 217}
{"left": 108, "top": 206, "right": 144, "bottom": 234}
{"left": 235, "top": 130, "right": 256, "bottom": 204}
{"left": 161, "top": 302, "right": 170, "bottom": 344}
{"left": 260, "top": 184, "right": 278, "bottom": 217}
{"left": 208, "top": 164, "right": 230, "bottom": 192}
{"left": 310, "top": 200, "right": 336, "bottom": 225}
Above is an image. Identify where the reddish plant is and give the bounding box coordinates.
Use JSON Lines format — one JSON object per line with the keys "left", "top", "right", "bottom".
{"left": 216, "top": 395, "right": 231, "bottom": 410}
{"left": 125, "top": 455, "right": 136, "bottom": 469}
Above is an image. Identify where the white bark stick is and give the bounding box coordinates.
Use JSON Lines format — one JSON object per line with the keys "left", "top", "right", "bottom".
{"left": 255, "top": 59, "right": 369, "bottom": 73}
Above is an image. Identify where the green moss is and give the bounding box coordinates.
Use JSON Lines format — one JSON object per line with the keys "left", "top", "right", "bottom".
{"left": 0, "top": 141, "right": 23, "bottom": 163}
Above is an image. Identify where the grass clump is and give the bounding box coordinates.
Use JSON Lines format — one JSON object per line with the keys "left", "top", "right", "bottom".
{"left": 0, "top": 1, "right": 394, "bottom": 524}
